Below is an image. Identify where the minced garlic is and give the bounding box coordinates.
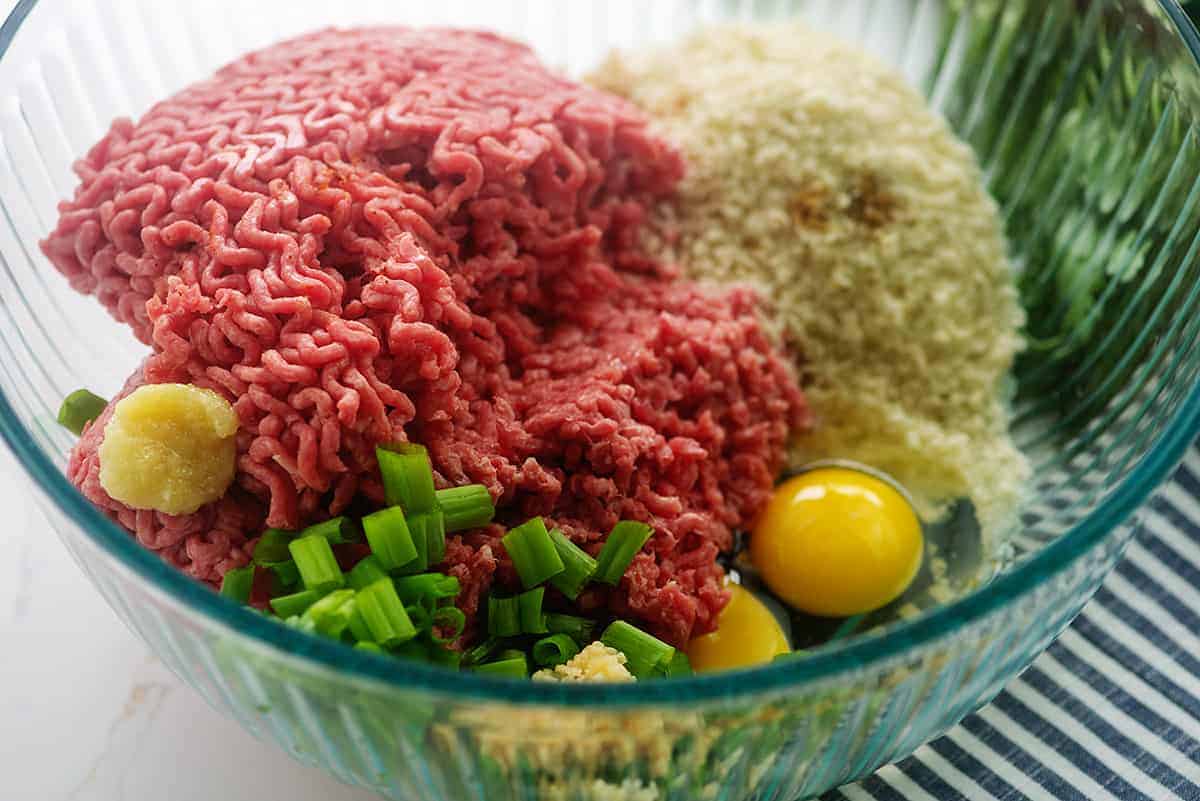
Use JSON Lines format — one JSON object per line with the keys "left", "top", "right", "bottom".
{"left": 534, "top": 642, "right": 635, "bottom": 682}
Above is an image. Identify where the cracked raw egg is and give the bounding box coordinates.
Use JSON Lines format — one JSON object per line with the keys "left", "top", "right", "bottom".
{"left": 750, "top": 466, "right": 923, "bottom": 618}
{"left": 686, "top": 582, "right": 790, "bottom": 672}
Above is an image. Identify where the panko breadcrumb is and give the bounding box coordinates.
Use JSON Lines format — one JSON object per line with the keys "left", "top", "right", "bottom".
{"left": 534, "top": 642, "right": 635, "bottom": 682}
{"left": 591, "top": 22, "right": 1029, "bottom": 546}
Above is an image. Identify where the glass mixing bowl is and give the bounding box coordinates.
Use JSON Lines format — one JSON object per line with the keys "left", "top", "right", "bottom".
{"left": 3, "top": 1, "right": 1200, "bottom": 798}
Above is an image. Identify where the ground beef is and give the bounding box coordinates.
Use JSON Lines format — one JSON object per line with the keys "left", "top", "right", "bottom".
{"left": 45, "top": 27, "right": 807, "bottom": 645}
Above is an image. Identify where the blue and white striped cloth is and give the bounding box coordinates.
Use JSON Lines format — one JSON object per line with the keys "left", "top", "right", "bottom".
{"left": 829, "top": 448, "right": 1200, "bottom": 801}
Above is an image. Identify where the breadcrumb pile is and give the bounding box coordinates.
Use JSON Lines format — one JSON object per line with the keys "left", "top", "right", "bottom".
{"left": 591, "top": 22, "right": 1029, "bottom": 542}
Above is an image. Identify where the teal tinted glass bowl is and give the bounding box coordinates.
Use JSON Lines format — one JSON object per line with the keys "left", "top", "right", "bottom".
{"left": 2, "top": 1, "right": 1200, "bottom": 798}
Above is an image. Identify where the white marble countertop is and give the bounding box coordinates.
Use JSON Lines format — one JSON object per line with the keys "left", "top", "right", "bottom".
{"left": 0, "top": 445, "right": 378, "bottom": 801}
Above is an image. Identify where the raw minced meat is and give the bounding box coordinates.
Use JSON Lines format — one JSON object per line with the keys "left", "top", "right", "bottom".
{"left": 46, "top": 27, "right": 807, "bottom": 645}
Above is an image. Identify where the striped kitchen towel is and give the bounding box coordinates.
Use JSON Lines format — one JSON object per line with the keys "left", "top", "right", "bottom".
{"left": 828, "top": 448, "right": 1200, "bottom": 801}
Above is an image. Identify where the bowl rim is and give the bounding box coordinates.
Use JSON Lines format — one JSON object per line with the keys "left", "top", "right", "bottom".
{"left": 3, "top": 0, "right": 1200, "bottom": 707}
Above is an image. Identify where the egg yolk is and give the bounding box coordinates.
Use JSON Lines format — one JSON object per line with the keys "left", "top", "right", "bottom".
{"left": 750, "top": 467, "right": 923, "bottom": 618}
{"left": 686, "top": 583, "right": 790, "bottom": 672}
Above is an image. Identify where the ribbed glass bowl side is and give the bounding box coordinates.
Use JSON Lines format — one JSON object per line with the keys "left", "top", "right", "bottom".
{"left": 1, "top": 1, "right": 1199, "bottom": 799}
{"left": 32, "top": 482, "right": 1133, "bottom": 801}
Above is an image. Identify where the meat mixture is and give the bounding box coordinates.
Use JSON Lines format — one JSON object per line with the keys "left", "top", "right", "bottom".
{"left": 44, "top": 28, "right": 807, "bottom": 644}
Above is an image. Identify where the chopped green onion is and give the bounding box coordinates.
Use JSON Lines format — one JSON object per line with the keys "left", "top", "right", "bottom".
{"left": 304, "top": 589, "right": 356, "bottom": 638}
{"left": 462, "top": 638, "right": 499, "bottom": 666}
{"left": 436, "top": 485, "right": 495, "bottom": 532}
{"left": 487, "top": 595, "right": 521, "bottom": 638}
{"left": 532, "top": 634, "right": 580, "bottom": 667}
{"left": 393, "top": 573, "right": 460, "bottom": 605}
{"left": 502, "top": 517, "right": 564, "bottom": 589}
{"left": 657, "top": 651, "right": 693, "bottom": 678}
{"left": 284, "top": 615, "right": 317, "bottom": 634}
{"left": 347, "top": 607, "right": 373, "bottom": 642}
{"left": 472, "top": 655, "right": 528, "bottom": 678}
{"left": 426, "top": 643, "right": 463, "bottom": 669}
{"left": 593, "top": 521, "right": 652, "bottom": 585}
{"left": 355, "top": 641, "right": 385, "bottom": 654}
{"left": 497, "top": 648, "right": 527, "bottom": 661}
{"left": 377, "top": 443, "right": 438, "bottom": 513}
{"left": 265, "top": 559, "right": 300, "bottom": 590}
{"left": 545, "top": 613, "right": 595, "bottom": 644}
{"left": 431, "top": 606, "right": 467, "bottom": 644}
{"left": 406, "top": 603, "right": 432, "bottom": 632}
{"left": 547, "top": 529, "right": 597, "bottom": 599}
{"left": 356, "top": 578, "right": 418, "bottom": 647}
{"left": 362, "top": 507, "right": 418, "bottom": 571}
{"left": 270, "top": 588, "right": 323, "bottom": 618}
{"left": 348, "top": 555, "right": 388, "bottom": 590}
{"left": 253, "top": 529, "right": 295, "bottom": 564}
{"left": 219, "top": 566, "right": 255, "bottom": 603}
{"left": 57, "top": 389, "right": 108, "bottom": 435}
{"left": 409, "top": 509, "right": 446, "bottom": 567}
{"left": 395, "top": 511, "right": 431, "bottom": 575}
{"left": 518, "top": 587, "right": 547, "bottom": 634}
{"left": 391, "top": 639, "right": 431, "bottom": 661}
{"left": 300, "top": 516, "right": 360, "bottom": 544}
{"left": 289, "top": 535, "right": 345, "bottom": 593}
{"left": 600, "top": 620, "right": 675, "bottom": 678}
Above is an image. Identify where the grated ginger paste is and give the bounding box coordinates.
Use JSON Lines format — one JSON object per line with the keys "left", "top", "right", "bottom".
{"left": 98, "top": 383, "right": 239, "bottom": 516}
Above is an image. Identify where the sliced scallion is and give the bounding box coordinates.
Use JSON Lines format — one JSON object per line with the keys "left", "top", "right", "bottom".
{"left": 427, "top": 643, "right": 463, "bottom": 669}
{"left": 406, "top": 603, "right": 432, "bottom": 632}
{"left": 462, "top": 638, "right": 499, "bottom": 666}
{"left": 487, "top": 595, "right": 521, "bottom": 638}
{"left": 532, "top": 634, "right": 580, "bottom": 667}
{"left": 362, "top": 507, "right": 418, "bottom": 572}
{"left": 356, "top": 578, "right": 418, "bottom": 647}
{"left": 289, "top": 535, "right": 345, "bottom": 593}
{"left": 253, "top": 529, "right": 295, "bottom": 564}
{"left": 518, "top": 587, "right": 547, "bottom": 634}
{"left": 301, "top": 516, "right": 360, "bottom": 544}
{"left": 284, "top": 615, "right": 317, "bottom": 635}
{"left": 304, "top": 589, "right": 356, "bottom": 638}
{"left": 431, "top": 606, "right": 467, "bottom": 644}
{"left": 347, "top": 607, "right": 373, "bottom": 643}
{"left": 545, "top": 613, "right": 595, "bottom": 644}
{"left": 397, "top": 511, "right": 429, "bottom": 575}
{"left": 501, "top": 517, "right": 564, "bottom": 589}
{"left": 271, "top": 588, "right": 323, "bottom": 618}
{"left": 57, "top": 389, "right": 108, "bottom": 435}
{"left": 355, "top": 641, "right": 385, "bottom": 654}
{"left": 593, "top": 521, "right": 652, "bottom": 585}
{"left": 435, "top": 484, "right": 495, "bottom": 532}
{"left": 265, "top": 559, "right": 300, "bottom": 590}
{"left": 600, "top": 620, "right": 674, "bottom": 678}
{"left": 547, "top": 529, "right": 597, "bottom": 599}
{"left": 472, "top": 655, "right": 528, "bottom": 678}
{"left": 391, "top": 639, "right": 430, "bottom": 661}
{"left": 393, "top": 573, "right": 460, "bottom": 605}
{"left": 219, "top": 566, "right": 255, "bottom": 603}
{"left": 657, "top": 650, "right": 693, "bottom": 678}
{"left": 348, "top": 555, "right": 388, "bottom": 591}
{"left": 377, "top": 443, "right": 437, "bottom": 513}
{"left": 409, "top": 508, "right": 446, "bottom": 567}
